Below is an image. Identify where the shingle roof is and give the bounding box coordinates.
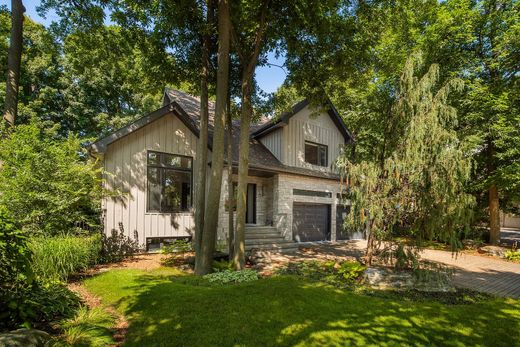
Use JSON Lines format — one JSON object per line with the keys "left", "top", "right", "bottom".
{"left": 91, "top": 89, "right": 343, "bottom": 180}
{"left": 164, "top": 89, "right": 340, "bottom": 180}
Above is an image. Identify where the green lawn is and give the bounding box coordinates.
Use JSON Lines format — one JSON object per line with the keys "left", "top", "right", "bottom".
{"left": 83, "top": 267, "right": 520, "bottom": 346}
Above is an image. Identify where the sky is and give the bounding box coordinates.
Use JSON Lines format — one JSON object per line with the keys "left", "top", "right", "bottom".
{"left": 1, "top": 0, "right": 287, "bottom": 94}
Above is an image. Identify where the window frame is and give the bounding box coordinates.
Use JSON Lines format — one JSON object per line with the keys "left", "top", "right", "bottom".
{"left": 146, "top": 150, "right": 193, "bottom": 213}
{"left": 304, "top": 141, "right": 328, "bottom": 167}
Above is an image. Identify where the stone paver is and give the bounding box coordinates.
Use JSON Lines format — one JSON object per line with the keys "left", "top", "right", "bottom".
{"left": 284, "top": 241, "right": 520, "bottom": 298}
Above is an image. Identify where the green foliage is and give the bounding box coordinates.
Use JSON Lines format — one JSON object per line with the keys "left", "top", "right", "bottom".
{"left": 505, "top": 250, "right": 520, "bottom": 262}
{"left": 203, "top": 269, "right": 258, "bottom": 284}
{"left": 53, "top": 306, "right": 116, "bottom": 347}
{"left": 277, "top": 260, "right": 365, "bottom": 287}
{"left": 337, "top": 53, "right": 475, "bottom": 263}
{"left": 161, "top": 239, "right": 193, "bottom": 254}
{"left": 0, "top": 122, "right": 103, "bottom": 235}
{"left": 211, "top": 259, "right": 234, "bottom": 272}
{"left": 99, "top": 227, "right": 140, "bottom": 264}
{"left": 0, "top": 281, "right": 80, "bottom": 332}
{"left": 29, "top": 235, "right": 102, "bottom": 282}
{"left": 0, "top": 206, "right": 33, "bottom": 288}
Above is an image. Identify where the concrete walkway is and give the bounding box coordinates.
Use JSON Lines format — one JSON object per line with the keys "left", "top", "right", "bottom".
{"left": 296, "top": 241, "right": 520, "bottom": 299}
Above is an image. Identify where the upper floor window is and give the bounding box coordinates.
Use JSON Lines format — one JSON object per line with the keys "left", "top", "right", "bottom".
{"left": 147, "top": 151, "right": 192, "bottom": 213}
{"left": 304, "top": 141, "right": 328, "bottom": 167}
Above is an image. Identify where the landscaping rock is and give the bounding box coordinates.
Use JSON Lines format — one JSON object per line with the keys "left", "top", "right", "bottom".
{"left": 478, "top": 245, "right": 506, "bottom": 258}
{"left": 363, "top": 267, "right": 454, "bottom": 292}
{"left": 0, "top": 329, "right": 50, "bottom": 347}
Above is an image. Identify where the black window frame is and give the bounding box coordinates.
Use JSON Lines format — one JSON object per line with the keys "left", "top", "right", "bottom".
{"left": 146, "top": 150, "right": 193, "bottom": 213}
{"left": 293, "top": 189, "right": 332, "bottom": 198}
{"left": 304, "top": 141, "right": 328, "bottom": 167}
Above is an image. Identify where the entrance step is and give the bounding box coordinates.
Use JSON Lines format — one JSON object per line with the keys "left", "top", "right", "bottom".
{"left": 244, "top": 225, "right": 299, "bottom": 253}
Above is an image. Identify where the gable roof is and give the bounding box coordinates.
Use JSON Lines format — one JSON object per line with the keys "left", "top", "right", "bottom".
{"left": 90, "top": 89, "right": 350, "bottom": 180}
{"left": 251, "top": 99, "right": 354, "bottom": 143}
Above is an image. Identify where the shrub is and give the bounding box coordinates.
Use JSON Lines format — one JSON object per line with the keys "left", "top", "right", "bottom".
{"left": 99, "top": 226, "right": 139, "bottom": 264}
{"left": 0, "top": 282, "right": 80, "bottom": 331}
{"left": 30, "top": 234, "right": 102, "bottom": 282}
{"left": 203, "top": 269, "right": 258, "bottom": 284}
{"left": 212, "top": 259, "right": 234, "bottom": 272}
{"left": 505, "top": 250, "right": 520, "bottom": 261}
{"left": 161, "top": 239, "right": 193, "bottom": 254}
{"left": 0, "top": 122, "right": 103, "bottom": 235}
{"left": 277, "top": 260, "right": 365, "bottom": 288}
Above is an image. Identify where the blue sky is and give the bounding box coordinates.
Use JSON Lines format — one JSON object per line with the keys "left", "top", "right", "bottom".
{"left": 2, "top": 0, "right": 287, "bottom": 94}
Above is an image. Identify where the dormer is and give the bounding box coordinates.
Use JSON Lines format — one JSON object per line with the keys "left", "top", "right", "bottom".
{"left": 252, "top": 100, "right": 353, "bottom": 173}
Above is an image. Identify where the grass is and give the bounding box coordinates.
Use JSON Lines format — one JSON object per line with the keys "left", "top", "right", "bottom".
{"left": 80, "top": 267, "right": 520, "bottom": 346}
{"left": 30, "top": 234, "right": 101, "bottom": 281}
{"left": 52, "top": 306, "right": 116, "bottom": 347}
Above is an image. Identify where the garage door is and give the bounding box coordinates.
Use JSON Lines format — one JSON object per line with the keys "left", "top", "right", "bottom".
{"left": 293, "top": 203, "right": 330, "bottom": 242}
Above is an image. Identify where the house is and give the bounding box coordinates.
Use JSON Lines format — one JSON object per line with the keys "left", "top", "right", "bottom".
{"left": 90, "top": 89, "right": 361, "bottom": 252}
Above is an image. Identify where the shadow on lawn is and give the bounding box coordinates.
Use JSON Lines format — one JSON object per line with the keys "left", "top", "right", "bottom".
{"left": 107, "top": 272, "right": 520, "bottom": 347}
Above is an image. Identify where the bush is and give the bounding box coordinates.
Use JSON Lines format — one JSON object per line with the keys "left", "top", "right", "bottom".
{"left": 161, "top": 239, "right": 193, "bottom": 254}
{"left": 505, "top": 250, "right": 520, "bottom": 261}
{"left": 99, "top": 226, "right": 139, "bottom": 264}
{"left": 277, "top": 260, "right": 366, "bottom": 288}
{"left": 30, "top": 234, "right": 102, "bottom": 282}
{"left": 0, "top": 282, "right": 80, "bottom": 331}
{"left": 0, "top": 122, "right": 103, "bottom": 235}
{"left": 212, "top": 259, "right": 234, "bottom": 272}
{"left": 203, "top": 270, "right": 258, "bottom": 284}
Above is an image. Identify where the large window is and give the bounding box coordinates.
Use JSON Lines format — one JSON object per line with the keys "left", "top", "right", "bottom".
{"left": 147, "top": 151, "right": 192, "bottom": 213}
{"left": 305, "top": 141, "right": 328, "bottom": 167}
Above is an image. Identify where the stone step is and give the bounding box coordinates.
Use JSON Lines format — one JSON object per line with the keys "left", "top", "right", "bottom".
{"left": 245, "top": 232, "right": 282, "bottom": 239}
{"left": 251, "top": 247, "right": 300, "bottom": 256}
{"left": 245, "top": 226, "right": 278, "bottom": 232}
{"left": 245, "top": 238, "right": 289, "bottom": 245}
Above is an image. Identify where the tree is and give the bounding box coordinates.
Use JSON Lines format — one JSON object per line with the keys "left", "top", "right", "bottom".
{"left": 3, "top": 0, "right": 25, "bottom": 126}
{"left": 0, "top": 121, "right": 103, "bottom": 234}
{"left": 194, "top": 0, "right": 214, "bottom": 256}
{"left": 231, "top": 0, "right": 271, "bottom": 269}
{"left": 195, "top": 0, "right": 231, "bottom": 275}
{"left": 337, "top": 53, "right": 475, "bottom": 265}
{"left": 460, "top": 0, "right": 520, "bottom": 244}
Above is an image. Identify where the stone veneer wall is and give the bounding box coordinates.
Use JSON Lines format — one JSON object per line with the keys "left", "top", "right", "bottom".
{"left": 273, "top": 173, "right": 343, "bottom": 242}
{"left": 216, "top": 168, "right": 274, "bottom": 249}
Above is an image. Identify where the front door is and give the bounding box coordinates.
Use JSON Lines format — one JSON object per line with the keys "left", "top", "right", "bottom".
{"left": 246, "top": 183, "right": 257, "bottom": 224}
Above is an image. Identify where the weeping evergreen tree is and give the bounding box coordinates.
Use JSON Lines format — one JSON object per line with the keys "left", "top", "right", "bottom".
{"left": 337, "top": 53, "right": 475, "bottom": 266}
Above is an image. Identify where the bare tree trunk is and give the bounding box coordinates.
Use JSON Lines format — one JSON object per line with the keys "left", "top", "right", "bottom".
{"left": 194, "top": 0, "right": 213, "bottom": 255}
{"left": 233, "top": 74, "right": 253, "bottom": 269}
{"left": 364, "top": 213, "right": 375, "bottom": 266}
{"left": 3, "top": 0, "right": 25, "bottom": 126}
{"left": 226, "top": 95, "right": 234, "bottom": 256}
{"left": 489, "top": 184, "right": 500, "bottom": 245}
{"left": 194, "top": 0, "right": 231, "bottom": 275}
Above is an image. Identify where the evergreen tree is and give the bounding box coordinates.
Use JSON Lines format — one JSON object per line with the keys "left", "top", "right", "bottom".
{"left": 337, "top": 53, "right": 475, "bottom": 265}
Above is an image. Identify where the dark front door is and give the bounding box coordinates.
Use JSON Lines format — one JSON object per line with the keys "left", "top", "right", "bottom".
{"left": 246, "top": 183, "right": 256, "bottom": 224}
{"left": 292, "top": 203, "right": 330, "bottom": 242}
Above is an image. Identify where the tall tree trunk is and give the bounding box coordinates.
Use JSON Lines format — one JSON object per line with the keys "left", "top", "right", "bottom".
{"left": 233, "top": 74, "right": 253, "bottom": 269}
{"left": 3, "top": 0, "right": 25, "bottom": 126}
{"left": 194, "top": 0, "right": 231, "bottom": 275}
{"left": 194, "top": 0, "right": 213, "bottom": 255}
{"left": 487, "top": 138, "right": 500, "bottom": 245}
{"left": 226, "top": 94, "right": 234, "bottom": 256}
{"left": 364, "top": 216, "right": 375, "bottom": 266}
{"left": 489, "top": 184, "right": 500, "bottom": 244}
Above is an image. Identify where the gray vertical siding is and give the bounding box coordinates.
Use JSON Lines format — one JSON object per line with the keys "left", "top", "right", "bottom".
{"left": 103, "top": 112, "right": 201, "bottom": 247}
{"left": 259, "top": 128, "right": 283, "bottom": 161}
{"left": 282, "top": 105, "right": 345, "bottom": 172}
